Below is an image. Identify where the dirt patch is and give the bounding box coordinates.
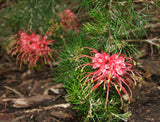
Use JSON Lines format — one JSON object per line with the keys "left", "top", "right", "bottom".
{"left": 127, "top": 40, "right": 160, "bottom": 121}
{"left": 128, "top": 78, "right": 160, "bottom": 122}
{"left": 0, "top": 50, "right": 77, "bottom": 122}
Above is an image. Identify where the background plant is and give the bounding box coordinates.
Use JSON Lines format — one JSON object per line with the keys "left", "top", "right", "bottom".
{"left": 1, "top": 0, "right": 53, "bottom": 33}
{"left": 10, "top": 31, "right": 56, "bottom": 69}
{"left": 0, "top": 0, "right": 63, "bottom": 49}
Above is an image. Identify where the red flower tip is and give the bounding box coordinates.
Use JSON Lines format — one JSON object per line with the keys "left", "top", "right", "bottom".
{"left": 10, "top": 31, "right": 56, "bottom": 69}
{"left": 77, "top": 47, "right": 142, "bottom": 108}
{"left": 58, "top": 9, "right": 79, "bottom": 31}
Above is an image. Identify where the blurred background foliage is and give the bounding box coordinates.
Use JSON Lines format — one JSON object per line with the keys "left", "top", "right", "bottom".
{"left": 0, "top": 0, "right": 70, "bottom": 48}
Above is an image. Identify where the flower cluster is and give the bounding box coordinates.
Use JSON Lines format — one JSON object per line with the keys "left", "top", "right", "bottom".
{"left": 58, "top": 9, "right": 79, "bottom": 31}
{"left": 77, "top": 47, "right": 142, "bottom": 108}
{"left": 10, "top": 31, "right": 56, "bottom": 69}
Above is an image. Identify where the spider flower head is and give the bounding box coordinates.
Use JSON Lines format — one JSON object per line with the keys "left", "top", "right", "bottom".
{"left": 10, "top": 31, "right": 56, "bottom": 69}
{"left": 76, "top": 47, "right": 142, "bottom": 108}
{"left": 58, "top": 9, "right": 79, "bottom": 31}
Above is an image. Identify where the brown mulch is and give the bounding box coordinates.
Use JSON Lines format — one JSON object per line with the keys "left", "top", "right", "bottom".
{"left": 127, "top": 30, "right": 160, "bottom": 121}
{"left": 0, "top": 50, "right": 77, "bottom": 122}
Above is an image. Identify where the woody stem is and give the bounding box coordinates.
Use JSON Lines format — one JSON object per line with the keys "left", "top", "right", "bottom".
{"left": 108, "top": 0, "right": 112, "bottom": 55}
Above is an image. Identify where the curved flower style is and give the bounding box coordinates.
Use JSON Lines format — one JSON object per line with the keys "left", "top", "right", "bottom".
{"left": 58, "top": 9, "right": 79, "bottom": 31}
{"left": 76, "top": 47, "right": 142, "bottom": 108}
{"left": 10, "top": 31, "right": 56, "bottom": 69}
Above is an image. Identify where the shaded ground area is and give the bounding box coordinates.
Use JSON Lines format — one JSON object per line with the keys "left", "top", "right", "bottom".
{"left": 127, "top": 28, "right": 160, "bottom": 121}
{"left": 128, "top": 78, "right": 160, "bottom": 122}
{"left": 0, "top": 50, "right": 77, "bottom": 122}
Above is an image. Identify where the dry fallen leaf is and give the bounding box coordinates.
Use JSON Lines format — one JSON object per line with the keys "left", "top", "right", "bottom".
{"left": 1, "top": 95, "right": 58, "bottom": 108}
{"left": 51, "top": 111, "right": 74, "bottom": 120}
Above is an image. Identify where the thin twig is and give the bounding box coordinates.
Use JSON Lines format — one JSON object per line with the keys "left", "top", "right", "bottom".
{"left": 108, "top": 0, "right": 113, "bottom": 55}
{"left": 22, "top": 103, "right": 71, "bottom": 113}
{"left": 133, "top": 0, "right": 155, "bottom": 4}
{"left": 112, "top": 0, "right": 155, "bottom": 4}
{"left": 87, "top": 99, "right": 93, "bottom": 118}
{"left": 6, "top": 103, "right": 71, "bottom": 121}
{"left": 121, "top": 22, "right": 160, "bottom": 36}
{"left": 123, "top": 37, "right": 160, "bottom": 47}
{"left": 3, "top": 86, "right": 24, "bottom": 97}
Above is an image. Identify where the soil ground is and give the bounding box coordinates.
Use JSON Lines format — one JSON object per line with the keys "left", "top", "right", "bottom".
{"left": 0, "top": 50, "right": 77, "bottom": 122}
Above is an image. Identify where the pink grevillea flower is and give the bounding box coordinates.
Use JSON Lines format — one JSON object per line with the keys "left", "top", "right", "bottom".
{"left": 10, "top": 31, "right": 56, "bottom": 69}
{"left": 58, "top": 9, "right": 79, "bottom": 31}
{"left": 76, "top": 47, "right": 142, "bottom": 108}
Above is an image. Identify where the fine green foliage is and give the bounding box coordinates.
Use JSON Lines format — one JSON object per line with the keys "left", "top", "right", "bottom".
{"left": 1, "top": 0, "right": 53, "bottom": 33}
{"left": 0, "top": 0, "right": 59, "bottom": 50}
{"left": 54, "top": 31, "right": 126, "bottom": 121}
{"left": 82, "top": 0, "right": 150, "bottom": 56}
{"left": 54, "top": 31, "right": 98, "bottom": 83}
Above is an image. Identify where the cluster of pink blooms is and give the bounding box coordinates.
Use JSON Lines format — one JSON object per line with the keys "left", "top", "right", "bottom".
{"left": 77, "top": 47, "right": 142, "bottom": 108}
{"left": 10, "top": 31, "right": 56, "bottom": 69}
{"left": 58, "top": 9, "right": 79, "bottom": 31}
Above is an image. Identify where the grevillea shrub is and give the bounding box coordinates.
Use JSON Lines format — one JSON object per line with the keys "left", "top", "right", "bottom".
{"left": 58, "top": 9, "right": 79, "bottom": 31}
{"left": 10, "top": 31, "right": 56, "bottom": 69}
{"left": 76, "top": 47, "right": 142, "bottom": 108}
